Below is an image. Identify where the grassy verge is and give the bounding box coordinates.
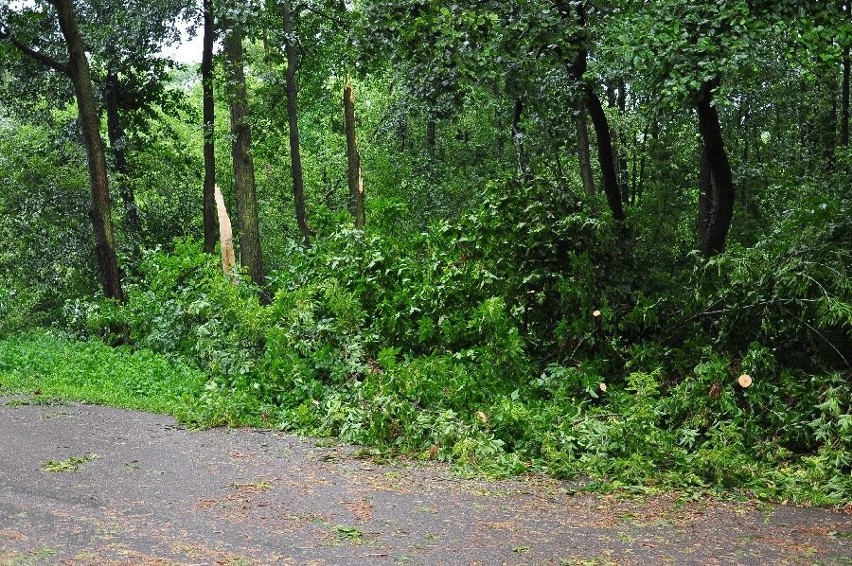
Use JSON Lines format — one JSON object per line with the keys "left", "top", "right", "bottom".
{"left": 1, "top": 331, "right": 849, "bottom": 508}
{"left": 0, "top": 330, "right": 263, "bottom": 426}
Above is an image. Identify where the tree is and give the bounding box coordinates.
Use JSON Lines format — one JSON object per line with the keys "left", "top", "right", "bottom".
{"left": 280, "top": 0, "right": 312, "bottom": 243}
{"left": 559, "top": 1, "right": 624, "bottom": 222}
{"left": 344, "top": 80, "right": 365, "bottom": 228}
{"left": 1, "top": 0, "right": 123, "bottom": 300}
{"left": 696, "top": 79, "right": 734, "bottom": 256}
{"left": 87, "top": 0, "right": 191, "bottom": 240}
{"left": 222, "top": 13, "right": 266, "bottom": 292}
{"left": 201, "top": 0, "right": 217, "bottom": 253}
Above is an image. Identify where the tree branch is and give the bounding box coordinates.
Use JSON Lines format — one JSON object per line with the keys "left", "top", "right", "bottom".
{"left": 2, "top": 31, "right": 69, "bottom": 75}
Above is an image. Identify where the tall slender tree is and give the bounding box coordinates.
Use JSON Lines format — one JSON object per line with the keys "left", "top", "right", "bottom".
{"left": 223, "top": 17, "right": 266, "bottom": 292}
{"left": 103, "top": 70, "right": 141, "bottom": 234}
{"left": 201, "top": 0, "right": 217, "bottom": 253}
{"left": 344, "top": 80, "right": 365, "bottom": 228}
{"left": 562, "top": 1, "right": 624, "bottom": 222}
{"left": 280, "top": 0, "right": 312, "bottom": 243}
{"left": 696, "top": 79, "right": 735, "bottom": 256}
{"left": 1, "top": 0, "right": 124, "bottom": 301}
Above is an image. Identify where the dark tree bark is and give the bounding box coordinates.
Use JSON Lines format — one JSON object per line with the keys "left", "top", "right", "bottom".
{"left": 616, "top": 83, "right": 630, "bottom": 203}
{"left": 825, "top": 72, "right": 838, "bottom": 164}
{"left": 201, "top": 0, "right": 217, "bottom": 254}
{"left": 575, "top": 103, "right": 596, "bottom": 197}
{"left": 344, "top": 83, "right": 365, "bottom": 228}
{"left": 495, "top": 105, "right": 505, "bottom": 156}
{"left": 585, "top": 92, "right": 625, "bottom": 221}
{"left": 559, "top": 0, "right": 624, "bottom": 221}
{"left": 697, "top": 145, "right": 712, "bottom": 244}
{"left": 842, "top": 40, "right": 850, "bottom": 148}
{"left": 426, "top": 118, "right": 437, "bottom": 154}
{"left": 281, "top": 0, "right": 311, "bottom": 243}
{"left": 696, "top": 80, "right": 735, "bottom": 256}
{"left": 223, "top": 22, "right": 266, "bottom": 291}
{"left": 104, "top": 71, "right": 141, "bottom": 234}
{"left": 56, "top": 0, "right": 124, "bottom": 301}
{"left": 3, "top": 1, "right": 124, "bottom": 300}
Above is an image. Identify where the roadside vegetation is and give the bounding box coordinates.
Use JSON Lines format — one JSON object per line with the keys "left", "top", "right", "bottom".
{"left": 0, "top": 0, "right": 849, "bottom": 505}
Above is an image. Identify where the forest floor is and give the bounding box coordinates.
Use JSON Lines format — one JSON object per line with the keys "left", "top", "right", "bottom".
{"left": 0, "top": 397, "right": 849, "bottom": 566}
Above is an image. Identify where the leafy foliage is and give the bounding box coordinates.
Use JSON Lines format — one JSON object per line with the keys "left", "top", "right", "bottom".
{"left": 0, "top": 0, "right": 849, "bottom": 506}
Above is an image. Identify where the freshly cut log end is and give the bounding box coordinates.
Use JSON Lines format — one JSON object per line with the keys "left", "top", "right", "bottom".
{"left": 737, "top": 374, "right": 753, "bottom": 388}
{"left": 214, "top": 184, "right": 237, "bottom": 280}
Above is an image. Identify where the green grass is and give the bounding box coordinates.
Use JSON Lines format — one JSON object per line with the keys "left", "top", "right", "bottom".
{"left": 1, "top": 330, "right": 848, "bottom": 507}
{"left": 0, "top": 330, "right": 213, "bottom": 423}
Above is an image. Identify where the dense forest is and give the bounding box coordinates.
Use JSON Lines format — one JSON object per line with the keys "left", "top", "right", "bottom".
{"left": 0, "top": 0, "right": 849, "bottom": 503}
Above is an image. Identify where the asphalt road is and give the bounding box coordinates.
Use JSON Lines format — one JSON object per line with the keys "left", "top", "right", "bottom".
{"left": 0, "top": 399, "right": 849, "bottom": 565}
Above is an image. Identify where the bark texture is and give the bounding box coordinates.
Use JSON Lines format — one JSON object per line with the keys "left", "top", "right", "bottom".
{"left": 56, "top": 0, "right": 124, "bottom": 301}
{"left": 223, "top": 23, "right": 265, "bottom": 290}
{"left": 202, "top": 0, "right": 217, "bottom": 254}
{"left": 281, "top": 0, "right": 312, "bottom": 243}
{"left": 696, "top": 80, "right": 735, "bottom": 256}
{"left": 842, "top": 38, "right": 850, "bottom": 148}
{"left": 560, "top": 0, "right": 625, "bottom": 221}
{"left": 344, "top": 83, "right": 365, "bottom": 229}
{"left": 575, "top": 104, "right": 596, "bottom": 197}
{"left": 104, "top": 71, "right": 141, "bottom": 234}
{"left": 698, "top": 145, "right": 712, "bottom": 244}
{"left": 585, "top": 91, "right": 626, "bottom": 221}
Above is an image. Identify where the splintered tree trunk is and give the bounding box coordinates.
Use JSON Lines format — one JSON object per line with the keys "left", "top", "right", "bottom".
{"left": 575, "top": 102, "right": 596, "bottom": 197}
{"left": 697, "top": 80, "right": 735, "bottom": 256}
{"left": 214, "top": 184, "right": 236, "bottom": 278}
{"left": 223, "top": 23, "right": 265, "bottom": 291}
{"left": 55, "top": 0, "right": 123, "bottom": 301}
{"left": 344, "top": 83, "right": 365, "bottom": 228}
{"left": 201, "top": 0, "right": 217, "bottom": 254}
{"left": 281, "top": 0, "right": 311, "bottom": 243}
{"left": 104, "top": 71, "right": 141, "bottom": 234}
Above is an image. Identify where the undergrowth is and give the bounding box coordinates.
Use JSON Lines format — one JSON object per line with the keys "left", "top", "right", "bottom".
{"left": 3, "top": 180, "right": 849, "bottom": 506}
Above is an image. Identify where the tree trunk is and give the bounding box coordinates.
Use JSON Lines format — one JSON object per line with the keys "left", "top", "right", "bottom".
{"left": 281, "top": 0, "right": 311, "bottom": 243}
{"left": 825, "top": 71, "right": 838, "bottom": 165}
{"left": 561, "top": 0, "right": 624, "bottom": 221}
{"left": 697, "top": 80, "right": 735, "bottom": 257}
{"left": 426, "top": 118, "right": 437, "bottom": 155}
{"left": 344, "top": 82, "right": 365, "bottom": 228}
{"left": 495, "top": 100, "right": 505, "bottom": 156}
{"left": 223, "top": 22, "right": 266, "bottom": 291}
{"left": 841, "top": 39, "right": 850, "bottom": 147}
{"left": 201, "top": 0, "right": 217, "bottom": 254}
{"left": 585, "top": 90, "right": 625, "bottom": 221}
{"left": 104, "top": 71, "right": 141, "bottom": 235}
{"left": 697, "top": 145, "right": 712, "bottom": 245}
{"left": 575, "top": 103, "right": 596, "bottom": 197}
{"left": 55, "top": 0, "right": 123, "bottom": 301}
{"left": 616, "top": 83, "right": 629, "bottom": 203}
